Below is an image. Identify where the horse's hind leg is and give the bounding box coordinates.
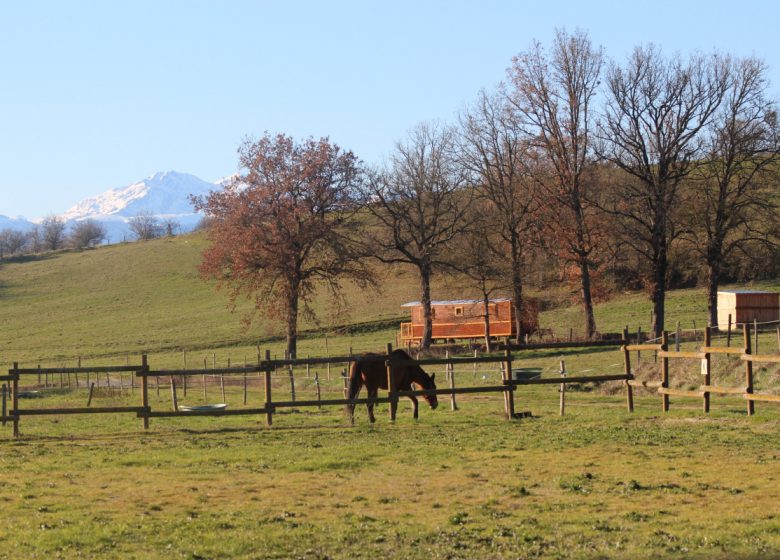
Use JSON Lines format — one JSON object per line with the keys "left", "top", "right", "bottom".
{"left": 367, "top": 387, "right": 378, "bottom": 423}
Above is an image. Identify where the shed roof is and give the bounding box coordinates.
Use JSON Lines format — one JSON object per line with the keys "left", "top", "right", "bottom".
{"left": 718, "top": 290, "right": 779, "bottom": 294}
{"left": 401, "top": 298, "right": 511, "bottom": 307}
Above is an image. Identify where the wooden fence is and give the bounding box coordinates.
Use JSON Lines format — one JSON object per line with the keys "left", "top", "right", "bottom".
{"left": 3, "top": 326, "right": 778, "bottom": 438}
{"left": 2, "top": 339, "right": 632, "bottom": 437}
{"left": 624, "top": 323, "right": 780, "bottom": 414}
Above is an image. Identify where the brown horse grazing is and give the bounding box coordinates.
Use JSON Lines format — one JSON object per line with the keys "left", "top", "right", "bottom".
{"left": 347, "top": 349, "right": 438, "bottom": 423}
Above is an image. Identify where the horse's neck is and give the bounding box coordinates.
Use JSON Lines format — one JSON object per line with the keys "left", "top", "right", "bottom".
{"left": 409, "top": 370, "right": 429, "bottom": 388}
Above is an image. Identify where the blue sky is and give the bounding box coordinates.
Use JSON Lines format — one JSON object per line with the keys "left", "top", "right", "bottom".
{"left": 1, "top": 0, "right": 778, "bottom": 218}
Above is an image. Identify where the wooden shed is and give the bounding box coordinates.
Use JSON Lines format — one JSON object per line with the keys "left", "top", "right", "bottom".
{"left": 717, "top": 290, "right": 779, "bottom": 329}
{"left": 399, "top": 298, "right": 539, "bottom": 344}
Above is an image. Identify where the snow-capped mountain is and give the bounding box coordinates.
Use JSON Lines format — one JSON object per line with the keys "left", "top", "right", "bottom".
{"left": 62, "top": 171, "right": 216, "bottom": 221}
{"left": 0, "top": 171, "right": 233, "bottom": 244}
{"left": 60, "top": 171, "right": 223, "bottom": 242}
{"left": 0, "top": 215, "right": 34, "bottom": 231}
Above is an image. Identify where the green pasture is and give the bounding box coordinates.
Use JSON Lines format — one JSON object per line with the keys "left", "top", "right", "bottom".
{"left": 3, "top": 234, "right": 780, "bottom": 558}
{"left": 1, "top": 382, "right": 780, "bottom": 559}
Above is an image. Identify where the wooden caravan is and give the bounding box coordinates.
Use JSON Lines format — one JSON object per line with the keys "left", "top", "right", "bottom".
{"left": 717, "top": 290, "right": 779, "bottom": 329}
{"left": 399, "top": 298, "right": 539, "bottom": 344}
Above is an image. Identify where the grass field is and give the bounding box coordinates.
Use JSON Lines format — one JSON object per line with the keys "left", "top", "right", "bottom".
{"left": 2, "top": 385, "right": 780, "bottom": 559}
{"left": 3, "top": 235, "right": 780, "bottom": 558}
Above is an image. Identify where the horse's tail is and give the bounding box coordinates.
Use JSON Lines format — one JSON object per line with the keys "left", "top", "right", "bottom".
{"left": 346, "top": 359, "right": 363, "bottom": 423}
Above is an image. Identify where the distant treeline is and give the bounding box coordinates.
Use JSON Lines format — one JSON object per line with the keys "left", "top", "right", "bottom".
{"left": 0, "top": 211, "right": 184, "bottom": 255}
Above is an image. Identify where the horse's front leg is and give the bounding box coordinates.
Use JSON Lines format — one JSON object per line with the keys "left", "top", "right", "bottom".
{"left": 367, "top": 387, "right": 378, "bottom": 423}
{"left": 409, "top": 395, "right": 419, "bottom": 420}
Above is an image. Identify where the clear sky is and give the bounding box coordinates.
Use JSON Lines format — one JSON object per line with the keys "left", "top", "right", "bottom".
{"left": 1, "top": 0, "right": 778, "bottom": 218}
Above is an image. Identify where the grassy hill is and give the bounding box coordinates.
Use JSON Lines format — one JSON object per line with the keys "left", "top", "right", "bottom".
{"left": 1, "top": 232, "right": 778, "bottom": 369}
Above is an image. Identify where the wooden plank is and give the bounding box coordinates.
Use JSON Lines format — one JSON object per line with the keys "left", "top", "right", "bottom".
{"left": 700, "top": 346, "right": 745, "bottom": 355}
{"left": 658, "top": 351, "right": 707, "bottom": 360}
{"left": 16, "top": 406, "right": 146, "bottom": 415}
{"left": 13, "top": 365, "right": 142, "bottom": 374}
{"left": 744, "top": 393, "right": 780, "bottom": 403}
{"left": 0, "top": 375, "right": 17, "bottom": 382}
{"left": 392, "top": 356, "right": 509, "bottom": 367}
{"left": 657, "top": 388, "right": 704, "bottom": 398}
{"left": 0, "top": 416, "right": 17, "bottom": 423}
{"left": 396, "top": 385, "right": 511, "bottom": 397}
{"left": 143, "top": 407, "right": 271, "bottom": 418}
{"left": 509, "top": 374, "right": 629, "bottom": 386}
{"left": 502, "top": 340, "right": 625, "bottom": 351}
{"left": 701, "top": 385, "right": 748, "bottom": 395}
{"left": 627, "top": 380, "right": 663, "bottom": 389}
{"left": 624, "top": 344, "right": 664, "bottom": 351}
{"left": 740, "top": 354, "right": 780, "bottom": 363}
{"left": 146, "top": 367, "right": 262, "bottom": 377}
{"left": 274, "top": 397, "right": 393, "bottom": 408}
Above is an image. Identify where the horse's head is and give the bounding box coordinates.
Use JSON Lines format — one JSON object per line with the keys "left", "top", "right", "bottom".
{"left": 420, "top": 371, "right": 438, "bottom": 410}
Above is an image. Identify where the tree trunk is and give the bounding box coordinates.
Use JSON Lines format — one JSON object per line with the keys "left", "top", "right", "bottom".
{"left": 706, "top": 253, "right": 721, "bottom": 329}
{"left": 419, "top": 262, "right": 433, "bottom": 349}
{"left": 285, "top": 284, "right": 299, "bottom": 360}
{"left": 510, "top": 236, "right": 524, "bottom": 344}
{"left": 579, "top": 257, "right": 597, "bottom": 339}
{"left": 650, "top": 241, "right": 667, "bottom": 339}
{"left": 482, "top": 292, "right": 492, "bottom": 352}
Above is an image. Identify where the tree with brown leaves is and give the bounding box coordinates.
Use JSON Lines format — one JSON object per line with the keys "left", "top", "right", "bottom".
{"left": 192, "top": 133, "right": 370, "bottom": 358}
{"left": 508, "top": 29, "right": 604, "bottom": 339}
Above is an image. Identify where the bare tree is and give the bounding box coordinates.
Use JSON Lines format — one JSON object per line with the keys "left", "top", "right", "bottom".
{"left": 193, "top": 133, "right": 370, "bottom": 359}
{"left": 128, "top": 211, "right": 163, "bottom": 241}
{"left": 40, "top": 215, "right": 68, "bottom": 251}
{"left": 26, "top": 226, "right": 42, "bottom": 253}
{"left": 459, "top": 91, "right": 538, "bottom": 343}
{"left": 681, "top": 56, "right": 780, "bottom": 327}
{"left": 365, "top": 122, "right": 471, "bottom": 349}
{"left": 0, "top": 229, "right": 28, "bottom": 258}
{"left": 597, "top": 45, "right": 728, "bottom": 337}
{"left": 69, "top": 219, "right": 107, "bottom": 248}
{"left": 162, "top": 218, "right": 180, "bottom": 237}
{"left": 508, "top": 29, "right": 604, "bottom": 338}
{"left": 447, "top": 203, "right": 508, "bottom": 351}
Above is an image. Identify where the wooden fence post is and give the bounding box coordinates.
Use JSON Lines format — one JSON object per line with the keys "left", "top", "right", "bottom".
{"left": 744, "top": 323, "right": 754, "bottom": 416}
{"left": 87, "top": 382, "right": 95, "bottom": 406}
{"left": 622, "top": 327, "right": 634, "bottom": 412}
{"left": 446, "top": 351, "right": 457, "bottom": 411}
{"left": 287, "top": 353, "right": 296, "bottom": 403}
{"left": 661, "top": 331, "right": 669, "bottom": 412}
{"left": 12, "top": 363, "right": 19, "bottom": 438}
{"left": 170, "top": 378, "right": 178, "bottom": 411}
{"left": 559, "top": 359, "right": 566, "bottom": 416}
{"left": 504, "top": 347, "right": 515, "bottom": 419}
{"left": 264, "top": 349, "right": 273, "bottom": 426}
{"left": 141, "top": 354, "right": 149, "bottom": 430}
{"left": 754, "top": 318, "right": 759, "bottom": 354}
{"left": 386, "top": 343, "right": 396, "bottom": 422}
{"left": 636, "top": 326, "right": 642, "bottom": 364}
{"left": 314, "top": 372, "right": 321, "bottom": 408}
{"left": 703, "top": 327, "right": 711, "bottom": 413}
{"left": 727, "top": 314, "right": 732, "bottom": 347}
{"left": 675, "top": 321, "right": 681, "bottom": 352}
{"left": 1, "top": 384, "right": 6, "bottom": 426}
